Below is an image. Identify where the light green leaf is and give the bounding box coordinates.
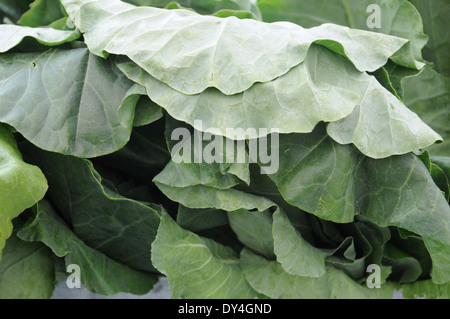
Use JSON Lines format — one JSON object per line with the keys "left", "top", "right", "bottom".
{"left": 18, "top": 0, "right": 65, "bottom": 27}
{"left": 258, "top": 0, "right": 428, "bottom": 63}
{"left": 0, "top": 229, "right": 55, "bottom": 299}
{"left": 118, "top": 45, "right": 439, "bottom": 158}
{"left": 18, "top": 200, "right": 158, "bottom": 296}
{"left": 0, "top": 125, "right": 48, "bottom": 260}
{"left": 240, "top": 248, "right": 394, "bottom": 299}
{"left": 0, "top": 48, "right": 141, "bottom": 158}
{"left": 399, "top": 279, "right": 450, "bottom": 299}
{"left": 61, "top": 0, "right": 420, "bottom": 95}
{"left": 0, "top": 24, "right": 79, "bottom": 53}
{"left": 273, "top": 208, "right": 328, "bottom": 277}
{"left": 151, "top": 211, "right": 257, "bottom": 298}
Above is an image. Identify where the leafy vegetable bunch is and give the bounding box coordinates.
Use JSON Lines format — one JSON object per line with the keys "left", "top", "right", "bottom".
{"left": 0, "top": 0, "right": 449, "bottom": 299}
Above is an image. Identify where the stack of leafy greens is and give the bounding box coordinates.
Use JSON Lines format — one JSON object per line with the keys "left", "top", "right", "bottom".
{"left": 0, "top": 0, "right": 449, "bottom": 299}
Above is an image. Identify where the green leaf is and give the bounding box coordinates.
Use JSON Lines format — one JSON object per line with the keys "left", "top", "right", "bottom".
{"left": 0, "top": 125, "right": 48, "bottom": 260}
{"left": 399, "top": 279, "right": 450, "bottom": 299}
{"left": 355, "top": 153, "right": 450, "bottom": 284}
{"left": 151, "top": 211, "right": 257, "bottom": 298}
{"left": 227, "top": 208, "right": 274, "bottom": 259}
{"left": 18, "top": 0, "right": 65, "bottom": 27}
{"left": 410, "top": 0, "right": 450, "bottom": 77}
{"left": 0, "top": 229, "right": 55, "bottom": 299}
{"left": 18, "top": 200, "right": 158, "bottom": 295}
{"left": 177, "top": 205, "right": 228, "bottom": 232}
{"left": 258, "top": 0, "right": 428, "bottom": 62}
{"left": 383, "top": 243, "right": 423, "bottom": 283}
{"left": 240, "top": 248, "right": 394, "bottom": 299}
{"left": 118, "top": 45, "right": 440, "bottom": 159}
{"left": 20, "top": 142, "right": 161, "bottom": 272}
{"left": 0, "top": 48, "right": 142, "bottom": 158}
{"left": 272, "top": 208, "right": 328, "bottom": 277}
{"left": 402, "top": 66, "right": 450, "bottom": 157}
{"left": 0, "top": 24, "right": 79, "bottom": 53}
{"left": 61, "top": 0, "right": 421, "bottom": 95}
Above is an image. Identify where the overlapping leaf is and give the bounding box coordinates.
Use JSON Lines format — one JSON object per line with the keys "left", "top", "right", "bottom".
{"left": 61, "top": 0, "right": 423, "bottom": 96}
{"left": 0, "top": 24, "right": 79, "bottom": 52}
{"left": 0, "top": 125, "right": 47, "bottom": 260}
{"left": 20, "top": 142, "right": 162, "bottom": 272}
{"left": 118, "top": 45, "right": 441, "bottom": 159}
{"left": 0, "top": 48, "right": 144, "bottom": 158}
{"left": 151, "top": 211, "right": 257, "bottom": 298}
{"left": 18, "top": 200, "right": 158, "bottom": 295}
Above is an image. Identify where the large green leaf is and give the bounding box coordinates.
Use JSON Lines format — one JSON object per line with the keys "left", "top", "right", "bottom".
{"left": 0, "top": 125, "right": 48, "bottom": 260}
{"left": 261, "top": 125, "right": 450, "bottom": 283}
{"left": 402, "top": 66, "right": 450, "bottom": 156}
{"left": 240, "top": 248, "right": 394, "bottom": 299}
{"left": 151, "top": 211, "right": 257, "bottom": 298}
{"left": 20, "top": 142, "right": 161, "bottom": 272}
{"left": 118, "top": 45, "right": 440, "bottom": 159}
{"left": 0, "top": 24, "right": 79, "bottom": 53}
{"left": 272, "top": 208, "right": 328, "bottom": 278}
{"left": 0, "top": 229, "right": 55, "bottom": 299}
{"left": 61, "top": 0, "right": 422, "bottom": 95}
{"left": 257, "top": 0, "right": 428, "bottom": 62}
{"left": 0, "top": 48, "right": 143, "bottom": 158}
{"left": 18, "top": 200, "right": 158, "bottom": 295}
{"left": 410, "top": 0, "right": 450, "bottom": 77}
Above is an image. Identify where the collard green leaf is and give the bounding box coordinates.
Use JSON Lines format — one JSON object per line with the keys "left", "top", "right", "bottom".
{"left": 61, "top": 0, "right": 421, "bottom": 95}
{"left": 240, "top": 248, "right": 394, "bottom": 299}
{"left": 20, "top": 142, "right": 161, "bottom": 272}
{"left": 410, "top": 0, "right": 450, "bottom": 77}
{"left": 0, "top": 230, "right": 55, "bottom": 299}
{"left": 151, "top": 211, "right": 257, "bottom": 298}
{"left": 402, "top": 66, "right": 450, "bottom": 157}
{"left": 18, "top": 0, "right": 65, "bottom": 27}
{"left": 0, "top": 125, "right": 48, "bottom": 260}
{"left": 383, "top": 243, "right": 422, "bottom": 283}
{"left": 257, "top": 0, "right": 428, "bottom": 62}
{"left": 118, "top": 45, "right": 440, "bottom": 159}
{"left": 227, "top": 208, "right": 274, "bottom": 259}
{"left": 261, "top": 125, "right": 450, "bottom": 283}
{"left": 0, "top": 48, "right": 141, "bottom": 158}
{"left": 18, "top": 200, "right": 158, "bottom": 295}
{"left": 0, "top": 24, "right": 79, "bottom": 53}
{"left": 272, "top": 208, "right": 328, "bottom": 277}
{"left": 116, "top": 45, "right": 360, "bottom": 138}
